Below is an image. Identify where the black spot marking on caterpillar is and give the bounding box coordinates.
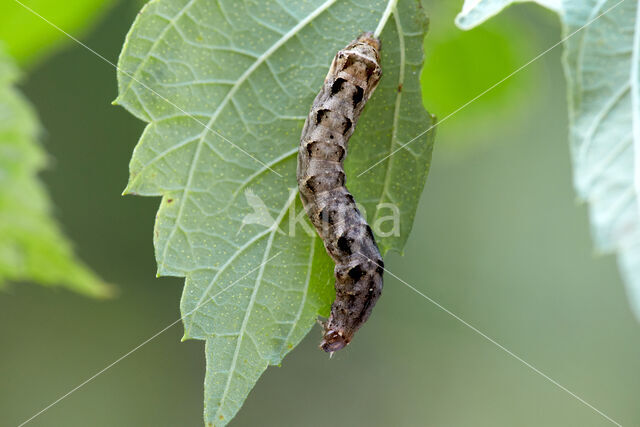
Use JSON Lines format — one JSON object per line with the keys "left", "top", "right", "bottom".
{"left": 337, "top": 235, "right": 352, "bottom": 254}
{"left": 364, "top": 224, "right": 375, "bottom": 242}
{"left": 331, "top": 78, "right": 347, "bottom": 95}
{"left": 374, "top": 257, "right": 384, "bottom": 275}
{"left": 345, "top": 193, "right": 355, "bottom": 204}
{"left": 318, "top": 206, "right": 334, "bottom": 224}
{"left": 353, "top": 86, "right": 364, "bottom": 106}
{"left": 347, "top": 264, "right": 365, "bottom": 280}
{"left": 305, "top": 141, "right": 316, "bottom": 156}
{"left": 304, "top": 176, "right": 317, "bottom": 192}
{"left": 315, "top": 109, "right": 329, "bottom": 125}
{"left": 296, "top": 32, "right": 383, "bottom": 353}
{"left": 342, "top": 117, "right": 352, "bottom": 134}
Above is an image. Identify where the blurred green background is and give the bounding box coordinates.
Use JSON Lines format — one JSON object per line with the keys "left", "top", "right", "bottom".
{"left": 1, "top": 1, "right": 639, "bottom": 426}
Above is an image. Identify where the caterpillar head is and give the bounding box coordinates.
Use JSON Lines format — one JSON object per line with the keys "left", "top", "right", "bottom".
{"left": 320, "top": 329, "right": 349, "bottom": 352}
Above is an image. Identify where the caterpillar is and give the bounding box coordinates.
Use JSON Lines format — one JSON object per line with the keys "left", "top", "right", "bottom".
{"left": 297, "top": 32, "right": 384, "bottom": 353}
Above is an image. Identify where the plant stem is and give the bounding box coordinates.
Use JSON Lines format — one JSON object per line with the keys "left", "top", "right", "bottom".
{"left": 374, "top": 0, "right": 398, "bottom": 37}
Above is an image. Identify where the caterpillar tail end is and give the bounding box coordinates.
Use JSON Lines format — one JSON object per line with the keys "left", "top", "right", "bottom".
{"left": 356, "top": 31, "right": 381, "bottom": 52}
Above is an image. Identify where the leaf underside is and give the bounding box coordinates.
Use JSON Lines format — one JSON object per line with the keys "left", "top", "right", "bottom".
{"left": 456, "top": 0, "right": 640, "bottom": 320}
{"left": 0, "top": 47, "right": 111, "bottom": 297}
{"left": 455, "top": 0, "right": 561, "bottom": 30}
{"left": 562, "top": 0, "right": 640, "bottom": 318}
{"left": 116, "top": 0, "right": 434, "bottom": 424}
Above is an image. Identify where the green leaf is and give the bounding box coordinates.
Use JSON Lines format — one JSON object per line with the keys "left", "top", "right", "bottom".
{"left": 456, "top": 0, "right": 640, "bottom": 319}
{"left": 455, "top": 0, "right": 560, "bottom": 30}
{"left": 0, "top": 47, "right": 112, "bottom": 297}
{"left": 0, "top": 0, "right": 114, "bottom": 67}
{"left": 116, "top": 0, "right": 434, "bottom": 424}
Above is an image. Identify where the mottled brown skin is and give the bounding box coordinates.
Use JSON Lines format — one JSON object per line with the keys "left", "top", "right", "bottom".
{"left": 297, "top": 33, "right": 383, "bottom": 353}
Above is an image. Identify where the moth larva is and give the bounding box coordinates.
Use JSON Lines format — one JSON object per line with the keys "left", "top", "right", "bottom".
{"left": 297, "top": 33, "right": 383, "bottom": 353}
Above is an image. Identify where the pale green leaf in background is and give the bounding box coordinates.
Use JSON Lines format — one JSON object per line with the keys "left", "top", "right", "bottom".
{"left": 116, "top": 0, "right": 434, "bottom": 424}
{"left": 455, "top": 0, "right": 560, "bottom": 30}
{"left": 0, "top": 47, "right": 112, "bottom": 297}
{"left": 562, "top": 0, "right": 640, "bottom": 318}
{"left": 455, "top": 0, "right": 640, "bottom": 318}
{"left": 0, "top": 0, "right": 114, "bottom": 67}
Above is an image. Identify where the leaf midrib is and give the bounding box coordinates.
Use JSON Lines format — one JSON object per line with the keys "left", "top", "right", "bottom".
{"left": 374, "top": 5, "right": 404, "bottom": 234}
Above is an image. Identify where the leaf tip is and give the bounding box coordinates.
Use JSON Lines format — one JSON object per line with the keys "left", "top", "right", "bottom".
{"left": 73, "top": 278, "right": 118, "bottom": 299}
{"left": 122, "top": 183, "right": 137, "bottom": 196}
{"left": 453, "top": 13, "right": 474, "bottom": 31}
{"left": 95, "top": 282, "right": 119, "bottom": 299}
